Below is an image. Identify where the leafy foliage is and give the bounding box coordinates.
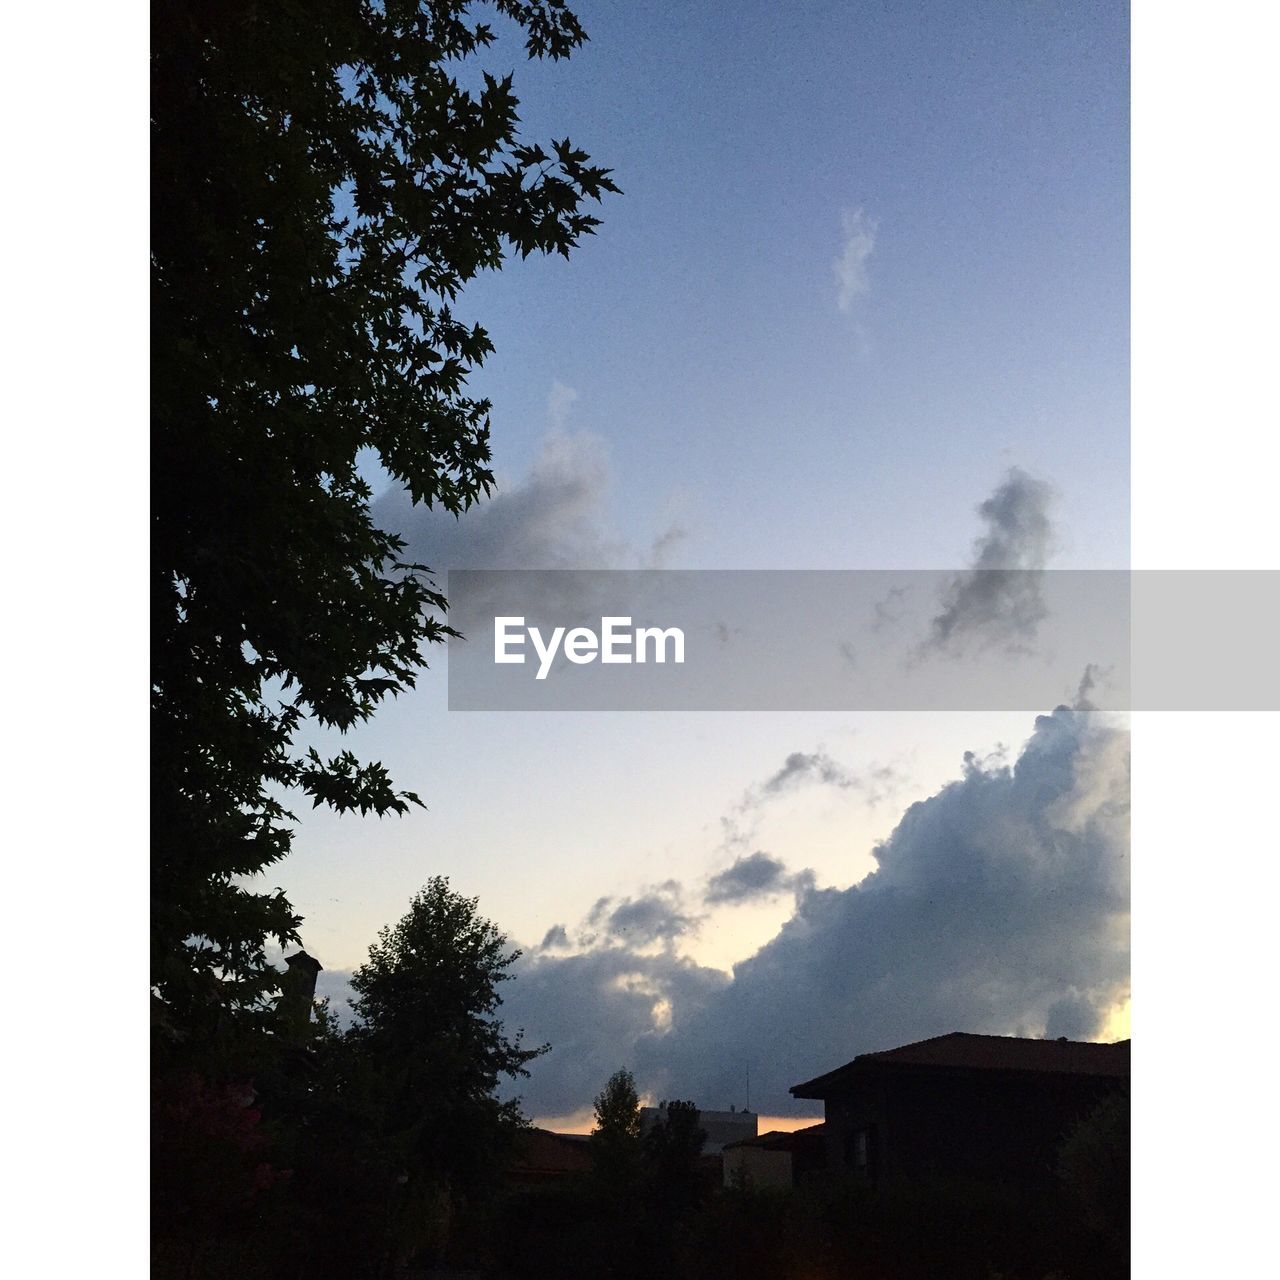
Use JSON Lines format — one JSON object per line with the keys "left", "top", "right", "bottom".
{"left": 161, "top": 880, "right": 546, "bottom": 1278}
{"left": 347, "top": 876, "right": 545, "bottom": 1175}
{"left": 151, "top": 0, "right": 617, "bottom": 1034}
{"left": 333, "top": 878, "right": 542, "bottom": 1255}
{"left": 642, "top": 1098, "right": 707, "bottom": 1215}
{"left": 590, "top": 1066, "right": 643, "bottom": 1188}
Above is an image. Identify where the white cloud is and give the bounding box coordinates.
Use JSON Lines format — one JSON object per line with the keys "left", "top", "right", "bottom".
{"left": 833, "top": 207, "right": 878, "bottom": 313}
{"left": 546, "top": 379, "right": 579, "bottom": 431}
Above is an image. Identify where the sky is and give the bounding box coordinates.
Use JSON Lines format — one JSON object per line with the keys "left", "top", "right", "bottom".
{"left": 273, "top": 0, "right": 1130, "bottom": 1128}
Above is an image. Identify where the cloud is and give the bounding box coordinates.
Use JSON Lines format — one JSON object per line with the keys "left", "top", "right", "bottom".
{"left": 314, "top": 967, "right": 358, "bottom": 1025}
{"left": 546, "top": 379, "right": 579, "bottom": 431}
{"left": 502, "top": 695, "right": 1129, "bottom": 1119}
{"left": 505, "top": 949, "right": 731, "bottom": 1115}
{"left": 605, "top": 894, "right": 698, "bottom": 946}
{"left": 721, "top": 749, "right": 897, "bottom": 851}
{"left": 584, "top": 881, "right": 699, "bottom": 948}
{"left": 922, "top": 467, "right": 1057, "bottom": 657}
{"left": 1045, "top": 991, "right": 1103, "bottom": 1040}
{"left": 762, "top": 750, "right": 862, "bottom": 794}
{"left": 705, "top": 851, "right": 806, "bottom": 906}
{"left": 540, "top": 924, "right": 570, "bottom": 950}
{"left": 833, "top": 207, "right": 877, "bottom": 313}
{"left": 372, "top": 383, "right": 684, "bottom": 573}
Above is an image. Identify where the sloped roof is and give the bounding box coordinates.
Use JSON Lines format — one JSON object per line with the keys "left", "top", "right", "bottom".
{"left": 508, "top": 1128, "right": 594, "bottom": 1178}
{"left": 723, "top": 1123, "right": 826, "bottom": 1153}
{"left": 792, "top": 1032, "right": 1130, "bottom": 1098}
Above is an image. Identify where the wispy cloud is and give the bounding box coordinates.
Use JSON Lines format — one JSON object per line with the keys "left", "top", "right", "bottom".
{"left": 546, "top": 379, "right": 579, "bottom": 431}
{"left": 921, "top": 467, "right": 1057, "bottom": 658}
{"left": 833, "top": 207, "right": 878, "bottom": 313}
{"left": 722, "top": 749, "right": 897, "bottom": 851}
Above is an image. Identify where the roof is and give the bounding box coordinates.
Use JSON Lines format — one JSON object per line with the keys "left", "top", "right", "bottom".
{"left": 284, "top": 950, "right": 323, "bottom": 973}
{"left": 723, "top": 1123, "right": 826, "bottom": 1153}
{"left": 508, "top": 1128, "right": 594, "bottom": 1179}
{"left": 791, "top": 1033, "right": 1130, "bottom": 1098}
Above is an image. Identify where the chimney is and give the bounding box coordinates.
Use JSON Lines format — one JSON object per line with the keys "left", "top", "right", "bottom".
{"left": 278, "top": 950, "right": 323, "bottom": 1032}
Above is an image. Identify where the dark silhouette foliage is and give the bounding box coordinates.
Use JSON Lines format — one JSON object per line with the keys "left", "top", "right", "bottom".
{"left": 642, "top": 1098, "right": 707, "bottom": 1216}
{"left": 346, "top": 877, "right": 545, "bottom": 1195}
{"left": 154, "top": 880, "right": 547, "bottom": 1278}
{"left": 151, "top": 0, "right": 617, "bottom": 1037}
{"left": 590, "top": 1067, "right": 643, "bottom": 1190}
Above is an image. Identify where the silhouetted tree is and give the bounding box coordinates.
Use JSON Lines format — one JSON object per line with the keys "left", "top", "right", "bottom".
{"left": 352, "top": 878, "right": 544, "bottom": 1192}
{"left": 151, "top": 0, "right": 618, "bottom": 1039}
{"left": 590, "top": 1067, "right": 643, "bottom": 1191}
{"left": 256, "top": 880, "right": 544, "bottom": 1276}
{"left": 642, "top": 1098, "right": 707, "bottom": 1215}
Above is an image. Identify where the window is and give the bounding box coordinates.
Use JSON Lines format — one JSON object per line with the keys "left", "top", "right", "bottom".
{"left": 844, "top": 1124, "right": 877, "bottom": 1173}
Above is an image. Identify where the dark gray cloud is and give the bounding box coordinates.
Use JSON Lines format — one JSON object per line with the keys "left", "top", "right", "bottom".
{"left": 605, "top": 894, "right": 698, "bottom": 945}
{"left": 705, "top": 851, "right": 806, "bottom": 905}
{"left": 584, "top": 881, "right": 699, "bottom": 947}
{"left": 540, "top": 924, "right": 570, "bottom": 951}
{"left": 923, "top": 467, "right": 1056, "bottom": 657}
{"left": 372, "top": 402, "right": 687, "bottom": 645}
{"left": 1044, "top": 991, "right": 1103, "bottom": 1040}
{"left": 502, "top": 696, "right": 1129, "bottom": 1119}
{"left": 504, "top": 949, "right": 731, "bottom": 1116}
{"left": 372, "top": 387, "right": 686, "bottom": 574}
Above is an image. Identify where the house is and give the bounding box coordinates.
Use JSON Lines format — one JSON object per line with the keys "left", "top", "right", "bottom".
{"left": 507, "top": 1128, "right": 593, "bottom": 1186}
{"left": 722, "top": 1123, "right": 826, "bottom": 1189}
{"left": 790, "top": 1032, "right": 1129, "bottom": 1188}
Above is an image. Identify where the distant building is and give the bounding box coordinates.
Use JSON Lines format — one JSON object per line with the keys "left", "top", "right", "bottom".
{"left": 722, "top": 1123, "right": 826, "bottom": 1189}
{"left": 790, "top": 1032, "right": 1129, "bottom": 1189}
{"left": 640, "top": 1103, "right": 758, "bottom": 1154}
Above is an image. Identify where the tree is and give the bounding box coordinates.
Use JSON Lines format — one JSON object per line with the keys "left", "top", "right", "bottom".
{"left": 642, "top": 1098, "right": 706, "bottom": 1214}
{"left": 349, "top": 879, "right": 543, "bottom": 1191}
{"left": 590, "top": 1067, "right": 643, "bottom": 1190}
{"left": 151, "top": 0, "right": 618, "bottom": 1038}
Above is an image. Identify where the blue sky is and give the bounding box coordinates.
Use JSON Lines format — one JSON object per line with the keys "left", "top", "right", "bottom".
{"left": 283, "top": 0, "right": 1131, "bottom": 1123}
{"left": 452, "top": 0, "right": 1129, "bottom": 568}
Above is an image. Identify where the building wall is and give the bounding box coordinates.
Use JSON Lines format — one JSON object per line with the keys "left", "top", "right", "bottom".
{"left": 819, "top": 1069, "right": 1123, "bottom": 1188}
{"left": 723, "top": 1146, "right": 793, "bottom": 1190}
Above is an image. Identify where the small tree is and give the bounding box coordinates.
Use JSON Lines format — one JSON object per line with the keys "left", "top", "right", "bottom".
{"left": 346, "top": 877, "right": 545, "bottom": 1252}
{"left": 590, "top": 1068, "right": 643, "bottom": 1191}
{"left": 643, "top": 1098, "right": 706, "bottom": 1214}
